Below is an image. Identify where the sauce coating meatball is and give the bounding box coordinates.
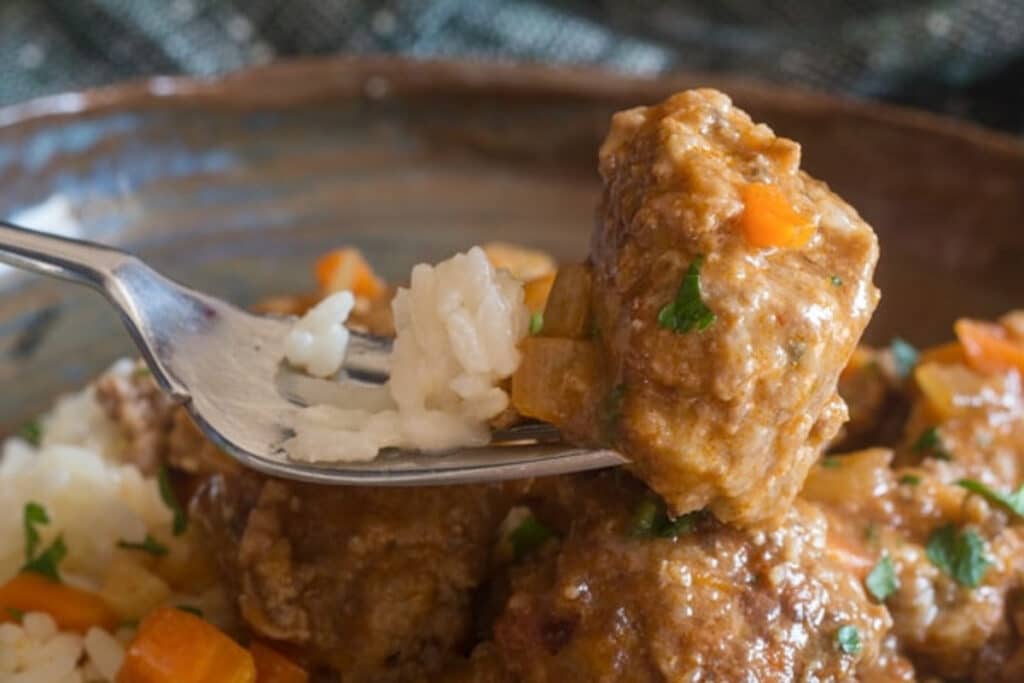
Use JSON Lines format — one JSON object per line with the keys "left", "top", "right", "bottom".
{"left": 591, "top": 89, "right": 880, "bottom": 525}
{"left": 479, "top": 474, "right": 890, "bottom": 682}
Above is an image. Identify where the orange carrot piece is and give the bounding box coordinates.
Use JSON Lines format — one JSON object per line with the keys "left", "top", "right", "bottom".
{"left": 0, "top": 573, "right": 117, "bottom": 632}
{"left": 523, "top": 272, "right": 556, "bottom": 313}
{"left": 955, "top": 318, "right": 1024, "bottom": 375}
{"left": 917, "top": 341, "right": 966, "bottom": 366}
{"left": 314, "top": 248, "right": 384, "bottom": 300}
{"left": 737, "top": 183, "right": 815, "bottom": 249}
{"left": 251, "top": 642, "right": 309, "bottom": 683}
{"left": 482, "top": 242, "right": 556, "bottom": 282}
{"left": 117, "top": 607, "right": 255, "bottom": 683}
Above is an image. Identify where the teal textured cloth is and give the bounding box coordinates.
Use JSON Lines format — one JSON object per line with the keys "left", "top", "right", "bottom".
{"left": 0, "top": 1, "right": 1021, "bottom": 133}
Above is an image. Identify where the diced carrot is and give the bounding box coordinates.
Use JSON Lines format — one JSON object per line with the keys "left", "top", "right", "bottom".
{"left": 482, "top": 242, "right": 556, "bottom": 282}
{"left": 917, "top": 341, "right": 965, "bottom": 366}
{"left": 955, "top": 318, "right": 1024, "bottom": 375}
{"left": 251, "top": 641, "right": 309, "bottom": 683}
{"left": 0, "top": 572, "right": 118, "bottom": 632}
{"left": 117, "top": 607, "right": 255, "bottom": 683}
{"left": 523, "top": 272, "right": 556, "bottom": 314}
{"left": 737, "top": 182, "right": 815, "bottom": 249}
{"left": 314, "top": 248, "right": 384, "bottom": 300}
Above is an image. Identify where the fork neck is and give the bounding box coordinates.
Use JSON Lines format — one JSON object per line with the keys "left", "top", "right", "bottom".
{"left": 0, "top": 220, "right": 130, "bottom": 289}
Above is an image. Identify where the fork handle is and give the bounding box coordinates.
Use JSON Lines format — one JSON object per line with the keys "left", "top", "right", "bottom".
{"left": 0, "top": 220, "right": 129, "bottom": 289}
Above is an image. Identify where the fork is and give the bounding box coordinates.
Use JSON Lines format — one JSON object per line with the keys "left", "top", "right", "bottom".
{"left": 0, "top": 220, "right": 625, "bottom": 485}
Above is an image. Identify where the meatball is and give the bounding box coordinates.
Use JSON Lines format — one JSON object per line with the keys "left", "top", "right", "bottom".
{"left": 478, "top": 474, "right": 890, "bottom": 682}
{"left": 589, "top": 89, "right": 880, "bottom": 525}
{"left": 803, "top": 448, "right": 1024, "bottom": 679}
{"left": 193, "top": 473, "right": 517, "bottom": 683}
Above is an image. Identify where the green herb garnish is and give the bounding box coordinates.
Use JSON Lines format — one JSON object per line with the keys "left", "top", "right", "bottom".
{"left": 133, "top": 365, "right": 152, "bottom": 379}
{"left": 899, "top": 474, "right": 921, "bottom": 486}
{"left": 836, "top": 625, "right": 861, "bottom": 655}
{"left": 865, "top": 554, "right": 898, "bottom": 602}
{"left": 658, "top": 512, "right": 701, "bottom": 538}
{"left": 22, "top": 536, "right": 67, "bottom": 582}
{"left": 529, "top": 311, "right": 544, "bottom": 335}
{"left": 21, "top": 501, "right": 66, "bottom": 581}
{"left": 890, "top": 338, "right": 919, "bottom": 379}
{"left": 830, "top": 274, "right": 843, "bottom": 287}
{"left": 158, "top": 466, "right": 188, "bottom": 536}
{"left": 23, "top": 502, "right": 49, "bottom": 561}
{"left": 957, "top": 479, "right": 1024, "bottom": 518}
{"left": 912, "top": 426, "right": 952, "bottom": 461}
{"left": 117, "top": 534, "right": 170, "bottom": 557}
{"left": 658, "top": 256, "right": 715, "bottom": 333}
{"left": 6, "top": 607, "right": 25, "bottom": 622}
{"left": 628, "top": 495, "right": 703, "bottom": 539}
{"left": 821, "top": 456, "right": 842, "bottom": 469}
{"left": 508, "top": 515, "right": 554, "bottom": 560}
{"left": 926, "top": 523, "right": 990, "bottom": 588}
{"left": 176, "top": 605, "right": 204, "bottom": 618}
{"left": 629, "top": 496, "right": 661, "bottom": 538}
{"left": 18, "top": 420, "right": 42, "bottom": 446}
{"left": 864, "top": 523, "right": 879, "bottom": 543}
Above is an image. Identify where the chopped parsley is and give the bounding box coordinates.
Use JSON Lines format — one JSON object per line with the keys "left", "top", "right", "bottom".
{"left": 821, "top": 456, "right": 842, "bottom": 469}
{"left": 912, "top": 426, "right": 952, "bottom": 461}
{"left": 508, "top": 515, "right": 554, "bottom": 561}
{"left": 865, "top": 554, "right": 898, "bottom": 602}
{"left": 957, "top": 479, "right": 1024, "bottom": 518}
{"left": 864, "top": 523, "right": 879, "bottom": 543}
{"left": 7, "top": 607, "right": 25, "bottom": 622}
{"left": 926, "top": 524, "right": 990, "bottom": 588}
{"left": 117, "top": 534, "right": 170, "bottom": 557}
{"left": 830, "top": 274, "right": 843, "bottom": 287}
{"left": 890, "top": 338, "right": 919, "bottom": 379}
{"left": 529, "top": 311, "right": 544, "bottom": 335}
{"left": 22, "top": 501, "right": 67, "bottom": 580}
{"left": 176, "top": 605, "right": 204, "bottom": 619}
{"left": 22, "top": 536, "right": 67, "bottom": 582}
{"left": 629, "top": 497, "right": 661, "bottom": 538}
{"left": 658, "top": 256, "right": 715, "bottom": 333}
{"left": 899, "top": 474, "right": 921, "bottom": 486}
{"left": 836, "top": 625, "right": 861, "bottom": 655}
{"left": 158, "top": 466, "right": 188, "bottom": 536}
{"left": 23, "top": 502, "right": 48, "bottom": 561}
{"left": 133, "top": 365, "right": 152, "bottom": 379}
{"left": 628, "top": 495, "right": 703, "bottom": 539}
{"left": 18, "top": 420, "right": 42, "bottom": 446}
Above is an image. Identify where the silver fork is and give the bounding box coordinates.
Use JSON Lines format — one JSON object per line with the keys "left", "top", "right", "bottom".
{"left": 0, "top": 220, "right": 625, "bottom": 485}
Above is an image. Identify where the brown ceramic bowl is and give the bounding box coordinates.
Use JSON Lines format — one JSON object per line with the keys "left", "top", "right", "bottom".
{"left": 1, "top": 57, "right": 1022, "bottom": 429}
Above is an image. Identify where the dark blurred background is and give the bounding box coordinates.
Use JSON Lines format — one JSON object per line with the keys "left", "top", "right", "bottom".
{"left": 1, "top": 0, "right": 1022, "bottom": 134}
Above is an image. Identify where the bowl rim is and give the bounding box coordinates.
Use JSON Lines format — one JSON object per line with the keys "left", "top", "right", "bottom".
{"left": 0, "top": 55, "right": 1022, "bottom": 162}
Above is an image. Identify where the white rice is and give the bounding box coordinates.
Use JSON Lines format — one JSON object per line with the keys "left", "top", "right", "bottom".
{"left": 285, "top": 246, "right": 529, "bottom": 462}
{"left": 0, "top": 362, "right": 230, "bottom": 682}
{"left": 284, "top": 291, "right": 356, "bottom": 378}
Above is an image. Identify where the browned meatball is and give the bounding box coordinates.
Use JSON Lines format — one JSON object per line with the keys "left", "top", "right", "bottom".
{"left": 476, "top": 474, "right": 890, "bottom": 682}
{"left": 589, "top": 89, "right": 880, "bottom": 525}
{"left": 193, "top": 473, "right": 517, "bottom": 683}
{"left": 803, "top": 448, "right": 1024, "bottom": 680}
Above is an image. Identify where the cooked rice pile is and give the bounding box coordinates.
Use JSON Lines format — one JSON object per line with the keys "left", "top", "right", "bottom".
{"left": 285, "top": 246, "right": 529, "bottom": 462}
{"left": 0, "top": 362, "right": 228, "bottom": 682}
